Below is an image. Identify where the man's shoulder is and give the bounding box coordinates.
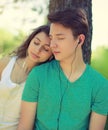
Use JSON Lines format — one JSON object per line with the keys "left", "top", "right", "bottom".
{"left": 33, "top": 60, "right": 57, "bottom": 72}
{"left": 87, "top": 65, "right": 108, "bottom": 84}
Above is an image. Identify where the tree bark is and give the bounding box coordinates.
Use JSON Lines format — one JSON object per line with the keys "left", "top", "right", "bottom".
{"left": 49, "top": 0, "right": 92, "bottom": 64}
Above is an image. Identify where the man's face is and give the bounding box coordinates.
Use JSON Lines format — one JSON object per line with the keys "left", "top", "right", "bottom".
{"left": 49, "top": 23, "right": 78, "bottom": 62}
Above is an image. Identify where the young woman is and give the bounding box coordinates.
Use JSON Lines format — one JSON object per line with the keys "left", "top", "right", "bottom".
{"left": 0, "top": 25, "right": 53, "bottom": 130}
{"left": 17, "top": 8, "right": 108, "bottom": 130}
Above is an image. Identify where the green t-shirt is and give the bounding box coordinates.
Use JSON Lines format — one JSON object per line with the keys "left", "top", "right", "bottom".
{"left": 22, "top": 60, "right": 108, "bottom": 130}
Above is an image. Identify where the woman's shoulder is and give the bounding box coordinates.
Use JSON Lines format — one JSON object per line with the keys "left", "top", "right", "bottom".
{"left": 0, "top": 56, "right": 11, "bottom": 78}
{"left": 0, "top": 56, "right": 12, "bottom": 66}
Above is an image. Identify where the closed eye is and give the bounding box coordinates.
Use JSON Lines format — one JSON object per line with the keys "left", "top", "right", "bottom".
{"left": 43, "top": 46, "right": 50, "bottom": 52}
{"left": 57, "top": 37, "right": 65, "bottom": 40}
{"left": 34, "top": 41, "right": 39, "bottom": 45}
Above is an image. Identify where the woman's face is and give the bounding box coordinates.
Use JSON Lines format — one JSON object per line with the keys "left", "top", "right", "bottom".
{"left": 27, "top": 32, "right": 52, "bottom": 64}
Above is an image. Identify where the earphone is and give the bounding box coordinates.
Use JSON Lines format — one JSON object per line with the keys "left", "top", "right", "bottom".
{"left": 76, "top": 39, "right": 81, "bottom": 49}
{"left": 78, "top": 39, "right": 82, "bottom": 44}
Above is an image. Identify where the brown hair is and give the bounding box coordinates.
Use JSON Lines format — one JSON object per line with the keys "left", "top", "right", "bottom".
{"left": 48, "top": 8, "right": 89, "bottom": 39}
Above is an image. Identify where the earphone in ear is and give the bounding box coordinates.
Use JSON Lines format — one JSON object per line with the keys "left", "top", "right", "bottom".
{"left": 76, "top": 38, "right": 82, "bottom": 49}
{"left": 78, "top": 39, "right": 82, "bottom": 44}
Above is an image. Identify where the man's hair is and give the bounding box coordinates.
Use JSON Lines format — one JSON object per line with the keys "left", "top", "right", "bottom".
{"left": 48, "top": 8, "right": 89, "bottom": 39}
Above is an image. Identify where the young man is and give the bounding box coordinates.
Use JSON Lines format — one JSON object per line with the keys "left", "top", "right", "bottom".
{"left": 17, "top": 8, "right": 108, "bottom": 130}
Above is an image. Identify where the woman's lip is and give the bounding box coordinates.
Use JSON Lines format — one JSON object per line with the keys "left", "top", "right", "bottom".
{"left": 31, "top": 52, "right": 40, "bottom": 58}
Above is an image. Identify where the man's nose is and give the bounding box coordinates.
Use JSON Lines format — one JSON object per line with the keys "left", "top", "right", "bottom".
{"left": 50, "top": 39, "right": 57, "bottom": 48}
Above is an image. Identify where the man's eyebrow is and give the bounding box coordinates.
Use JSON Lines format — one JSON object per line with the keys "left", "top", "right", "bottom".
{"left": 49, "top": 33, "right": 65, "bottom": 37}
{"left": 56, "top": 33, "right": 65, "bottom": 36}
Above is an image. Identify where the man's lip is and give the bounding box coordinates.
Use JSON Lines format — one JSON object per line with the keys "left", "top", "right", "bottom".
{"left": 53, "top": 51, "right": 60, "bottom": 54}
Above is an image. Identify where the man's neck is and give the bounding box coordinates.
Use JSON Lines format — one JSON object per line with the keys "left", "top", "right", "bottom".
{"left": 59, "top": 53, "right": 86, "bottom": 82}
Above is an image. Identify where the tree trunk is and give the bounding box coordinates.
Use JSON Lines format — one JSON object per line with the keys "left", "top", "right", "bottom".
{"left": 49, "top": 0, "right": 92, "bottom": 64}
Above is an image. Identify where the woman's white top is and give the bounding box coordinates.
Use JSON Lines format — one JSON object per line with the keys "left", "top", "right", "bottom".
{"left": 0, "top": 57, "right": 25, "bottom": 130}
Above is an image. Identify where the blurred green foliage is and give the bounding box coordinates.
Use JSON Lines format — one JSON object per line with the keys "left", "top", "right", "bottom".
{"left": 91, "top": 46, "right": 108, "bottom": 79}
{"left": 0, "top": 28, "right": 25, "bottom": 57}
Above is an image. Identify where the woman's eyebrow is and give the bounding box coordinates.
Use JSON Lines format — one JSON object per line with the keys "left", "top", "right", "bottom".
{"left": 56, "top": 33, "right": 65, "bottom": 36}
{"left": 35, "top": 37, "right": 41, "bottom": 42}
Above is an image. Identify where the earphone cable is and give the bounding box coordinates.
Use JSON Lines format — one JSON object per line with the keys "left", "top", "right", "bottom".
{"left": 56, "top": 46, "right": 77, "bottom": 130}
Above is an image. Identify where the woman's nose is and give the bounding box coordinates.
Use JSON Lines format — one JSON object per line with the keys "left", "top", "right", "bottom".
{"left": 36, "top": 46, "right": 42, "bottom": 53}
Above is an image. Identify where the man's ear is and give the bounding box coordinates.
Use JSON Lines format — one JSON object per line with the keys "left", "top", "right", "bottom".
{"left": 78, "top": 34, "right": 85, "bottom": 45}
